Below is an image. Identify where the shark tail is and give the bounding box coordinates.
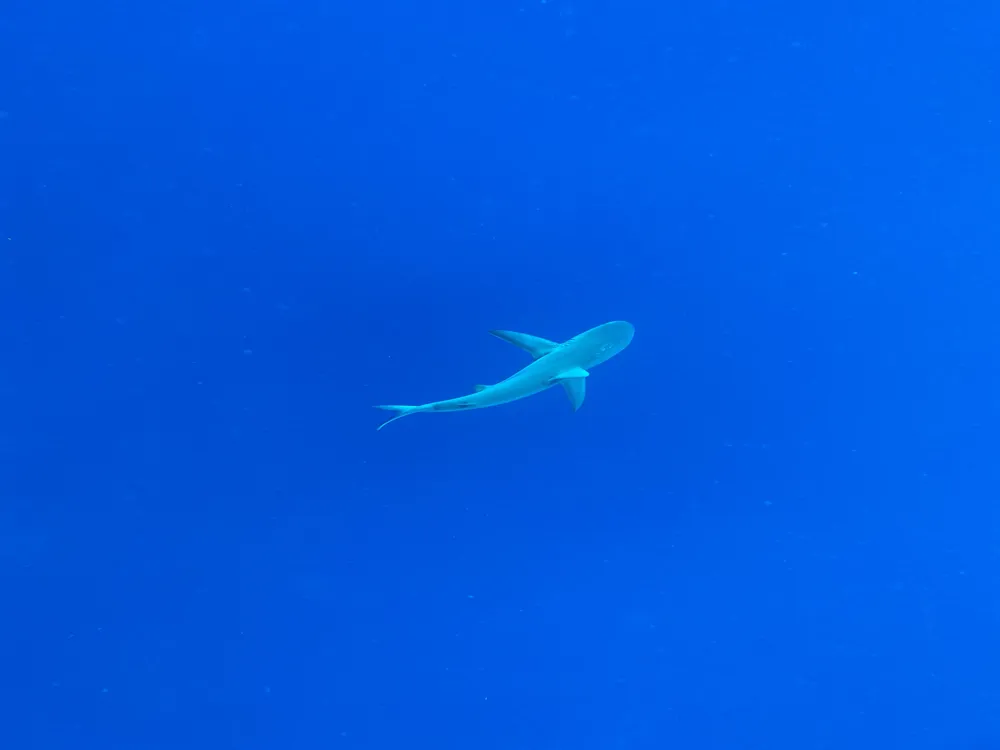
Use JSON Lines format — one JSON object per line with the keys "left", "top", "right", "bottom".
{"left": 374, "top": 404, "right": 422, "bottom": 431}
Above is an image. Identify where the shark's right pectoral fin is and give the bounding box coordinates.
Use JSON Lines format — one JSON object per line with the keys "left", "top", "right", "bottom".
{"left": 489, "top": 329, "right": 559, "bottom": 359}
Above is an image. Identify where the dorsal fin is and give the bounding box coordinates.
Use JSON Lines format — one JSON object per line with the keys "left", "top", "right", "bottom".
{"left": 489, "top": 329, "right": 559, "bottom": 359}
{"left": 474, "top": 384, "right": 490, "bottom": 392}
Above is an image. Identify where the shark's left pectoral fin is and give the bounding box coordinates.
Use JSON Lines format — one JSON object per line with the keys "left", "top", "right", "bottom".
{"left": 560, "top": 378, "right": 586, "bottom": 411}
{"left": 554, "top": 367, "right": 589, "bottom": 411}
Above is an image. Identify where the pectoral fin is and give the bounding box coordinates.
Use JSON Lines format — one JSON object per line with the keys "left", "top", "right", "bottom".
{"left": 489, "top": 329, "right": 559, "bottom": 359}
{"left": 552, "top": 367, "right": 589, "bottom": 411}
{"left": 560, "top": 378, "right": 586, "bottom": 411}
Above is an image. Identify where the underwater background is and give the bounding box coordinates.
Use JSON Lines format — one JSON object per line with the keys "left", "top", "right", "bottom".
{"left": 2, "top": 0, "right": 998, "bottom": 748}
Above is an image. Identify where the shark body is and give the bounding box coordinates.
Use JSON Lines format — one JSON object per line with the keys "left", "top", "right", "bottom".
{"left": 374, "top": 320, "right": 634, "bottom": 430}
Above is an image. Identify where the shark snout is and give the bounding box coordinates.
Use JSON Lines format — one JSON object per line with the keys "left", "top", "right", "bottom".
{"left": 613, "top": 320, "right": 635, "bottom": 341}
{"left": 602, "top": 320, "right": 635, "bottom": 348}
{"left": 580, "top": 320, "right": 635, "bottom": 364}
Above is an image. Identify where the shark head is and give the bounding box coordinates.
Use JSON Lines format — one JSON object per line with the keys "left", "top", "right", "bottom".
{"left": 567, "top": 320, "right": 635, "bottom": 368}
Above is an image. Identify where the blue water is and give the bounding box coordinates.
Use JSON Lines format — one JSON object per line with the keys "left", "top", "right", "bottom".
{"left": 2, "top": 0, "right": 998, "bottom": 748}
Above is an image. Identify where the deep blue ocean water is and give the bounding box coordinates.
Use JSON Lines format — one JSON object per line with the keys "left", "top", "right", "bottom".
{"left": 2, "top": 0, "right": 999, "bottom": 748}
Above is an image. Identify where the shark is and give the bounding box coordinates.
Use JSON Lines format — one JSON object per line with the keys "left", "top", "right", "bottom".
{"left": 374, "top": 320, "right": 635, "bottom": 430}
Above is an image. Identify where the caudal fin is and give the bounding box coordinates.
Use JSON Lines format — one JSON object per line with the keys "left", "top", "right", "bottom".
{"left": 373, "top": 404, "right": 421, "bottom": 431}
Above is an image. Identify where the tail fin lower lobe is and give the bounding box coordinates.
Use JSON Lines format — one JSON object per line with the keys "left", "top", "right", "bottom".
{"left": 373, "top": 404, "right": 420, "bottom": 431}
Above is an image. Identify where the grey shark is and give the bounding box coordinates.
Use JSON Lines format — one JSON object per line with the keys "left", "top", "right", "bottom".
{"left": 374, "top": 320, "right": 635, "bottom": 430}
